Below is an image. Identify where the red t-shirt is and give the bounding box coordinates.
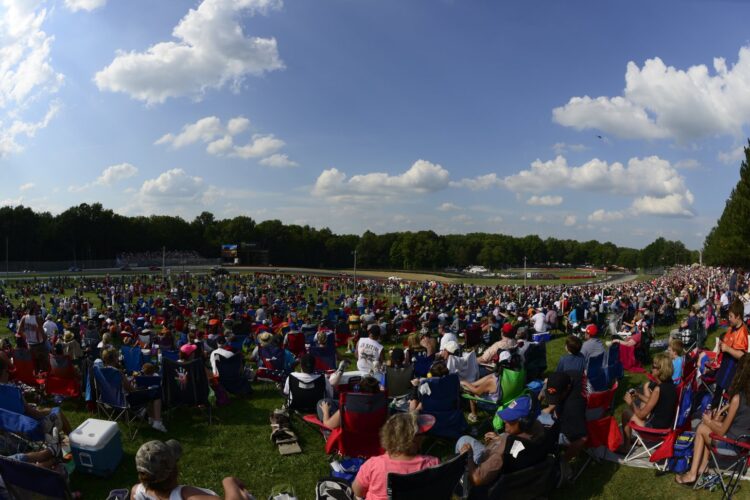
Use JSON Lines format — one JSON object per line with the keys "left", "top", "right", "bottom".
{"left": 355, "top": 453, "right": 439, "bottom": 500}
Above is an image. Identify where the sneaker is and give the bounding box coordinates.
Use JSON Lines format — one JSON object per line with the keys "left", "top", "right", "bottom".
{"left": 151, "top": 420, "right": 167, "bottom": 433}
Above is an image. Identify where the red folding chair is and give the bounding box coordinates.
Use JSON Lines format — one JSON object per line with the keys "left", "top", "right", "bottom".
{"left": 9, "top": 348, "right": 45, "bottom": 387}
{"left": 572, "top": 381, "right": 622, "bottom": 481}
{"left": 699, "top": 433, "right": 750, "bottom": 498}
{"left": 45, "top": 354, "right": 80, "bottom": 398}
{"left": 284, "top": 331, "right": 307, "bottom": 358}
{"left": 303, "top": 391, "right": 388, "bottom": 457}
{"left": 624, "top": 369, "right": 696, "bottom": 469}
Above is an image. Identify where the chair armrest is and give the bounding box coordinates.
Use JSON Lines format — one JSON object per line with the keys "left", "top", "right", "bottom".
{"left": 302, "top": 414, "right": 333, "bottom": 431}
{"left": 627, "top": 421, "right": 670, "bottom": 435}
{"left": 709, "top": 433, "right": 750, "bottom": 451}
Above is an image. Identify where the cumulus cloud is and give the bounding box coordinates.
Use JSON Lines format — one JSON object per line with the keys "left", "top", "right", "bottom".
{"left": 718, "top": 145, "right": 745, "bottom": 165}
{"left": 69, "top": 163, "right": 138, "bottom": 192}
{"left": 449, "top": 173, "right": 504, "bottom": 190}
{"left": 94, "top": 0, "right": 284, "bottom": 104}
{"left": 64, "top": 0, "right": 107, "bottom": 12}
{"left": 588, "top": 209, "right": 625, "bottom": 222}
{"left": 313, "top": 160, "right": 450, "bottom": 202}
{"left": 438, "top": 202, "right": 461, "bottom": 212}
{"left": 156, "top": 115, "right": 291, "bottom": 164}
{"left": 140, "top": 168, "right": 204, "bottom": 199}
{"left": 553, "top": 46, "right": 750, "bottom": 142}
{"left": 563, "top": 215, "right": 577, "bottom": 226}
{"left": 259, "top": 153, "right": 298, "bottom": 168}
{"left": 19, "top": 182, "right": 34, "bottom": 191}
{"left": 527, "top": 195, "right": 563, "bottom": 206}
{"left": 504, "top": 155, "right": 694, "bottom": 217}
{"left": 0, "top": 1, "right": 64, "bottom": 156}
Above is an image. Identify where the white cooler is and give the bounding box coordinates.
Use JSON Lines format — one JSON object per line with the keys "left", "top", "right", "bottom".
{"left": 70, "top": 418, "right": 123, "bottom": 477}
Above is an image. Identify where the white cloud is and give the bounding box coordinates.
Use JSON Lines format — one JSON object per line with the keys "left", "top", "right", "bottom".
{"left": 0, "top": 1, "right": 63, "bottom": 156}
{"left": 259, "top": 153, "right": 298, "bottom": 168}
{"left": 64, "top": 0, "right": 107, "bottom": 12}
{"left": 718, "top": 145, "right": 745, "bottom": 165}
{"left": 451, "top": 214, "right": 473, "bottom": 224}
{"left": 552, "top": 142, "right": 588, "bottom": 155}
{"left": 313, "top": 160, "right": 451, "bottom": 201}
{"left": 504, "top": 155, "right": 694, "bottom": 217}
{"left": 19, "top": 182, "right": 34, "bottom": 191}
{"left": 94, "top": 0, "right": 284, "bottom": 104}
{"left": 449, "top": 173, "right": 503, "bottom": 190}
{"left": 438, "top": 202, "right": 461, "bottom": 212}
{"left": 69, "top": 163, "right": 138, "bottom": 192}
{"left": 520, "top": 214, "right": 548, "bottom": 223}
{"left": 563, "top": 215, "right": 577, "bottom": 226}
{"left": 487, "top": 215, "right": 504, "bottom": 223}
{"left": 588, "top": 209, "right": 625, "bottom": 222}
{"left": 527, "top": 195, "right": 563, "bottom": 206}
{"left": 553, "top": 46, "right": 750, "bottom": 142}
{"left": 0, "top": 196, "right": 23, "bottom": 206}
{"left": 674, "top": 159, "right": 701, "bottom": 170}
{"left": 156, "top": 115, "right": 289, "bottom": 162}
{"left": 140, "top": 168, "right": 203, "bottom": 199}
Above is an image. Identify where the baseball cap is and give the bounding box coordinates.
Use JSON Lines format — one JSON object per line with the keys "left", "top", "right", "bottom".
{"left": 135, "top": 439, "right": 182, "bottom": 483}
{"left": 498, "top": 350, "right": 512, "bottom": 364}
{"left": 497, "top": 395, "right": 532, "bottom": 423}
{"left": 502, "top": 323, "right": 514, "bottom": 334}
{"left": 545, "top": 372, "right": 571, "bottom": 405}
{"left": 443, "top": 340, "right": 459, "bottom": 354}
{"left": 585, "top": 324, "right": 598, "bottom": 337}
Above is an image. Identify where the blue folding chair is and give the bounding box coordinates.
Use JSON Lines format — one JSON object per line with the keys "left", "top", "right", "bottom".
{"left": 217, "top": 354, "right": 252, "bottom": 396}
{"left": 309, "top": 344, "right": 337, "bottom": 372}
{"left": 419, "top": 374, "right": 467, "bottom": 439}
{"left": 605, "top": 343, "right": 624, "bottom": 383}
{"left": 0, "top": 384, "right": 56, "bottom": 442}
{"left": 120, "top": 345, "right": 144, "bottom": 373}
{"left": 586, "top": 353, "right": 608, "bottom": 392}
{"left": 412, "top": 352, "right": 434, "bottom": 378}
{"left": 229, "top": 335, "right": 248, "bottom": 352}
{"left": 92, "top": 366, "right": 145, "bottom": 439}
{"left": 161, "top": 350, "right": 179, "bottom": 363}
{"left": 0, "top": 455, "right": 73, "bottom": 500}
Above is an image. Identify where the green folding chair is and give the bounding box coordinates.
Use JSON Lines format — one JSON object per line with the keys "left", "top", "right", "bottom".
{"left": 462, "top": 368, "right": 527, "bottom": 431}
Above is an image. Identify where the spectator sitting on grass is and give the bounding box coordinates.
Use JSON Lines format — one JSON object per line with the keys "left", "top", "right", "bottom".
{"left": 131, "top": 439, "right": 254, "bottom": 500}
{"left": 352, "top": 412, "right": 438, "bottom": 500}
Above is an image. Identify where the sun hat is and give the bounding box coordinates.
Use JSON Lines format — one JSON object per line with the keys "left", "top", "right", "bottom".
{"left": 63, "top": 331, "right": 74, "bottom": 342}
{"left": 135, "top": 440, "right": 182, "bottom": 483}
{"left": 258, "top": 332, "right": 273, "bottom": 346}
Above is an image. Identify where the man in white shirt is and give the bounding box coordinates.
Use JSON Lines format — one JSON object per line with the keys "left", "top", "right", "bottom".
{"left": 531, "top": 309, "right": 547, "bottom": 333}
{"left": 356, "top": 324, "right": 384, "bottom": 373}
{"left": 439, "top": 324, "right": 458, "bottom": 351}
{"left": 209, "top": 336, "right": 237, "bottom": 376}
{"left": 42, "top": 315, "right": 59, "bottom": 343}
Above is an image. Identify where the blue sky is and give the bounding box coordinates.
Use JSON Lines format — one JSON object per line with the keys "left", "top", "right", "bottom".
{"left": 2, "top": 0, "right": 750, "bottom": 249}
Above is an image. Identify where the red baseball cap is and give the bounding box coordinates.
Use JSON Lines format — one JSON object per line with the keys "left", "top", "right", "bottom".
{"left": 502, "top": 323, "right": 514, "bottom": 334}
{"left": 585, "top": 324, "right": 598, "bottom": 336}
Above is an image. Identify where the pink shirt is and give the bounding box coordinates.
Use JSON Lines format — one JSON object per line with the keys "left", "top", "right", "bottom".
{"left": 355, "top": 453, "right": 439, "bottom": 500}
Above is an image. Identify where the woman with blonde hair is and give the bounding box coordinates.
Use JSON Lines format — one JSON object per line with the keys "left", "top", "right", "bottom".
{"left": 353, "top": 412, "right": 438, "bottom": 500}
{"left": 620, "top": 352, "right": 678, "bottom": 452}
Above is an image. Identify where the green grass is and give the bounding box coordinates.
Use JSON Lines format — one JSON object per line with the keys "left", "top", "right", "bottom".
{"left": 4, "top": 280, "right": 749, "bottom": 499}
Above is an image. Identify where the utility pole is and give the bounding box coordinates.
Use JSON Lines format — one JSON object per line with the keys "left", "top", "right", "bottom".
{"left": 699, "top": 249, "right": 703, "bottom": 266}
{"left": 5, "top": 236, "right": 8, "bottom": 278}
{"left": 524, "top": 256, "right": 527, "bottom": 287}
{"left": 162, "top": 246, "right": 166, "bottom": 280}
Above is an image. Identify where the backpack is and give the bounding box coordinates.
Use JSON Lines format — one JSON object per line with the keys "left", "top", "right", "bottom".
{"left": 316, "top": 478, "right": 354, "bottom": 500}
{"left": 666, "top": 432, "right": 694, "bottom": 473}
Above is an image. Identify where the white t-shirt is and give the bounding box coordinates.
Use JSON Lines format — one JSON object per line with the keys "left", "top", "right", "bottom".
{"left": 532, "top": 312, "right": 546, "bottom": 333}
{"left": 440, "top": 332, "right": 458, "bottom": 351}
{"left": 356, "top": 337, "right": 384, "bottom": 372}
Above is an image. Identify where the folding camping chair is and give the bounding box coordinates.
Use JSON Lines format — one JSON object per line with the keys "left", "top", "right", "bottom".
{"left": 412, "top": 351, "right": 434, "bottom": 378}
{"left": 286, "top": 374, "right": 327, "bottom": 413}
{"left": 604, "top": 342, "right": 624, "bottom": 383}
{"left": 0, "top": 455, "right": 74, "bottom": 500}
{"left": 9, "top": 348, "right": 45, "bottom": 388}
{"left": 387, "top": 451, "right": 468, "bottom": 500}
{"left": 92, "top": 366, "right": 147, "bottom": 439}
{"left": 523, "top": 341, "right": 547, "bottom": 380}
{"left": 571, "top": 381, "right": 621, "bottom": 482}
{"left": 303, "top": 391, "right": 388, "bottom": 457}
{"left": 585, "top": 353, "right": 608, "bottom": 392}
{"left": 216, "top": 354, "right": 252, "bottom": 396}
{"left": 421, "top": 373, "right": 468, "bottom": 439}
{"left": 385, "top": 365, "right": 414, "bottom": 398}
{"left": 120, "top": 345, "right": 145, "bottom": 374}
{"left": 0, "top": 383, "right": 56, "bottom": 443}
{"left": 462, "top": 368, "right": 527, "bottom": 432}
{"left": 45, "top": 354, "right": 80, "bottom": 398}
{"left": 161, "top": 358, "right": 212, "bottom": 424}
{"left": 624, "top": 369, "right": 696, "bottom": 469}
{"left": 284, "top": 331, "right": 307, "bottom": 358}
{"left": 479, "top": 455, "right": 559, "bottom": 500}
{"left": 464, "top": 324, "right": 482, "bottom": 349}
{"left": 699, "top": 433, "right": 750, "bottom": 498}
{"left": 256, "top": 345, "right": 294, "bottom": 383}
{"left": 309, "top": 344, "right": 337, "bottom": 372}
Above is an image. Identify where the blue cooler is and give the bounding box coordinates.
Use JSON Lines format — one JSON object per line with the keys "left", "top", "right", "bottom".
{"left": 70, "top": 418, "right": 123, "bottom": 477}
{"left": 532, "top": 332, "right": 551, "bottom": 343}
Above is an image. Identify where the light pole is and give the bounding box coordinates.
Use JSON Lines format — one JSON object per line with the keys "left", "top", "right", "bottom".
{"left": 523, "top": 256, "right": 527, "bottom": 287}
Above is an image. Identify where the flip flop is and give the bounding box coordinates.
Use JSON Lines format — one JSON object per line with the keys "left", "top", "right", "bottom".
{"left": 674, "top": 476, "right": 695, "bottom": 486}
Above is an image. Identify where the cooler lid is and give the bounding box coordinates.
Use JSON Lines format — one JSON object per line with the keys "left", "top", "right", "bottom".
{"left": 70, "top": 418, "right": 120, "bottom": 449}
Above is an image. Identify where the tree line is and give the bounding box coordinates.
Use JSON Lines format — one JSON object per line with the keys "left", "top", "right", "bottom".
{"left": 0, "top": 202, "right": 696, "bottom": 271}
